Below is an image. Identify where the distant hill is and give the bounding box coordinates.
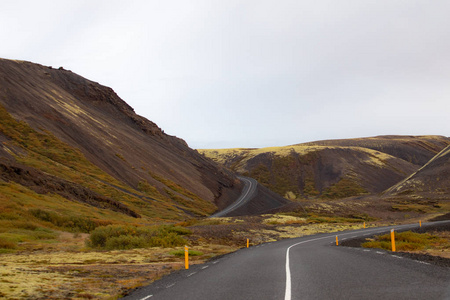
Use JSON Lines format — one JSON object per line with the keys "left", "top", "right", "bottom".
{"left": 199, "top": 136, "right": 450, "bottom": 200}
{"left": 302, "top": 135, "right": 450, "bottom": 166}
{"left": 0, "top": 58, "right": 244, "bottom": 225}
{"left": 385, "top": 144, "right": 450, "bottom": 201}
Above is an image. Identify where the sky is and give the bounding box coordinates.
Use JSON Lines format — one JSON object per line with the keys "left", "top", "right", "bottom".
{"left": 1, "top": 1, "right": 449, "bottom": 149}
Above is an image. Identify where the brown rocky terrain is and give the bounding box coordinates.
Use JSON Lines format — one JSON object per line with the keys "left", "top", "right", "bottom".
{"left": 0, "top": 58, "right": 245, "bottom": 220}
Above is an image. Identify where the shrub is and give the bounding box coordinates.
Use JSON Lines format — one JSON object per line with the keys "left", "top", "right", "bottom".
{"left": 29, "top": 227, "right": 58, "bottom": 240}
{"left": 105, "top": 235, "right": 147, "bottom": 250}
{"left": 0, "top": 237, "right": 17, "bottom": 249}
{"left": 29, "top": 209, "right": 110, "bottom": 233}
{"left": 87, "top": 224, "right": 190, "bottom": 250}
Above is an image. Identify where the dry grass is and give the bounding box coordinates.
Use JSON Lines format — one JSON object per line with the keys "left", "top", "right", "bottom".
{"left": 0, "top": 231, "right": 236, "bottom": 299}
{"left": 362, "top": 230, "right": 449, "bottom": 257}
{"left": 0, "top": 212, "right": 447, "bottom": 299}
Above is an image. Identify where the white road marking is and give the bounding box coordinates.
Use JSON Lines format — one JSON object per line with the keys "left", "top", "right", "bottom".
{"left": 416, "top": 261, "right": 430, "bottom": 265}
{"left": 201, "top": 266, "right": 209, "bottom": 269}
{"left": 363, "top": 249, "right": 370, "bottom": 252}
{"left": 392, "top": 255, "right": 403, "bottom": 259}
{"left": 212, "top": 261, "right": 219, "bottom": 264}
{"left": 284, "top": 226, "right": 406, "bottom": 300}
{"left": 187, "top": 272, "right": 197, "bottom": 277}
{"left": 285, "top": 235, "right": 334, "bottom": 300}
{"left": 166, "top": 283, "right": 175, "bottom": 288}
{"left": 376, "top": 251, "right": 384, "bottom": 255}
{"left": 140, "top": 295, "right": 153, "bottom": 300}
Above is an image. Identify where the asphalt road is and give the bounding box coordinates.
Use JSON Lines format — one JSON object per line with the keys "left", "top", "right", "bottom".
{"left": 123, "top": 220, "right": 450, "bottom": 300}
{"left": 209, "top": 176, "right": 258, "bottom": 218}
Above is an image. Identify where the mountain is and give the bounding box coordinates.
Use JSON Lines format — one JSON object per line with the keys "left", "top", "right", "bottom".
{"left": 0, "top": 58, "right": 244, "bottom": 224}
{"left": 199, "top": 136, "right": 450, "bottom": 200}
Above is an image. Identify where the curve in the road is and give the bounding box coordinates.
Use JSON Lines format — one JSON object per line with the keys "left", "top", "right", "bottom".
{"left": 209, "top": 176, "right": 257, "bottom": 218}
{"left": 283, "top": 221, "right": 449, "bottom": 300}
{"left": 123, "top": 220, "right": 450, "bottom": 300}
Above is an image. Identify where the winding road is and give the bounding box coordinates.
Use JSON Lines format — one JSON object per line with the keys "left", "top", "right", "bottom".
{"left": 123, "top": 220, "right": 450, "bottom": 300}
{"left": 209, "top": 176, "right": 258, "bottom": 218}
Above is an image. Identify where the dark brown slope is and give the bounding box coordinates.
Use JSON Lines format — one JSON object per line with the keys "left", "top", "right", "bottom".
{"left": 0, "top": 58, "right": 241, "bottom": 214}
{"left": 385, "top": 145, "right": 450, "bottom": 200}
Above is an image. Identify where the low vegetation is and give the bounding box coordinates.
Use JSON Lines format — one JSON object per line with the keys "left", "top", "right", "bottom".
{"left": 0, "top": 213, "right": 372, "bottom": 299}
{"left": 87, "top": 224, "right": 191, "bottom": 250}
{"left": 321, "top": 177, "right": 368, "bottom": 199}
{"left": 362, "top": 230, "right": 448, "bottom": 252}
{"left": 1, "top": 210, "right": 448, "bottom": 299}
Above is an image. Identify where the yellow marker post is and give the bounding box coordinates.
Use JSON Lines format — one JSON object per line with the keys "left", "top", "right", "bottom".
{"left": 247, "top": 238, "right": 249, "bottom": 248}
{"left": 336, "top": 235, "right": 338, "bottom": 246}
{"left": 419, "top": 220, "right": 422, "bottom": 227}
{"left": 363, "top": 222, "right": 366, "bottom": 229}
{"left": 184, "top": 245, "right": 189, "bottom": 269}
{"left": 390, "top": 229, "right": 396, "bottom": 252}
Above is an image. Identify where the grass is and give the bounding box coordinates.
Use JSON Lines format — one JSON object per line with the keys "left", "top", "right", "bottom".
{"left": 87, "top": 224, "right": 191, "bottom": 250}
{"left": 362, "top": 231, "right": 447, "bottom": 252}
{"left": 321, "top": 177, "right": 368, "bottom": 199}
{"left": 0, "top": 237, "right": 16, "bottom": 250}
{"left": 0, "top": 212, "right": 446, "bottom": 299}
{"left": 0, "top": 232, "right": 235, "bottom": 299}
{"left": 169, "top": 249, "right": 204, "bottom": 257}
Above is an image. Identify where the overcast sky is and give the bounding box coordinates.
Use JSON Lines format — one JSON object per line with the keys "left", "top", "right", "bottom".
{"left": 1, "top": 1, "right": 449, "bottom": 149}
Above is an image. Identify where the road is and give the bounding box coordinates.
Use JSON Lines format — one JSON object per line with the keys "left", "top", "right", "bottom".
{"left": 123, "top": 220, "right": 450, "bottom": 300}
{"left": 209, "top": 176, "right": 258, "bottom": 218}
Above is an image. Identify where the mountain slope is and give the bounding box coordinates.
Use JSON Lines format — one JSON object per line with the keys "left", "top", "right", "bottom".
{"left": 200, "top": 136, "right": 450, "bottom": 200}
{"left": 385, "top": 144, "right": 450, "bottom": 200}
{"left": 0, "top": 58, "right": 242, "bottom": 222}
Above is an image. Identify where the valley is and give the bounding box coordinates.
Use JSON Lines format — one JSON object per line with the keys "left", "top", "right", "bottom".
{"left": 0, "top": 58, "right": 448, "bottom": 299}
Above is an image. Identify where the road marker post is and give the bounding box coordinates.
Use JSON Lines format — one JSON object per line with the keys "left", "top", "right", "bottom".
{"left": 185, "top": 245, "right": 189, "bottom": 269}
{"left": 390, "top": 229, "right": 396, "bottom": 252}
{"left": 419, "top": 220, "right": 422, "bottom": 227}
{"left": 247, "top": 238, "right": 249, "bottom": 248}
{"left": 363, "top": 222, "right": 366, "bottom": 229}
{"left": 335, "top": 236, "right": 338, "bottom": 246}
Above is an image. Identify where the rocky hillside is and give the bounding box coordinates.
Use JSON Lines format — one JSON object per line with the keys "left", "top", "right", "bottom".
{"left": 0, "top": 58, "right": 244, "bottom": 224}
{"left": 385, "top": 145, "right": 450, "bottom": 201}
{"left": 199, "top": 136, "right": 450, "bottom": 200}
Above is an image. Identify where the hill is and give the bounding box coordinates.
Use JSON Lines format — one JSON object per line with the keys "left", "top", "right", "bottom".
{"left": 199, "top": 136, "right": 450, "bottom": 200}
{"left": 302, "top": 135, "right": 450, "bottom": 166}
{"left": 0, "top": 58, "right": 244, "bottom": 227}
{"left": 385, "top": 144, "right": 450, "bottom": 201}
